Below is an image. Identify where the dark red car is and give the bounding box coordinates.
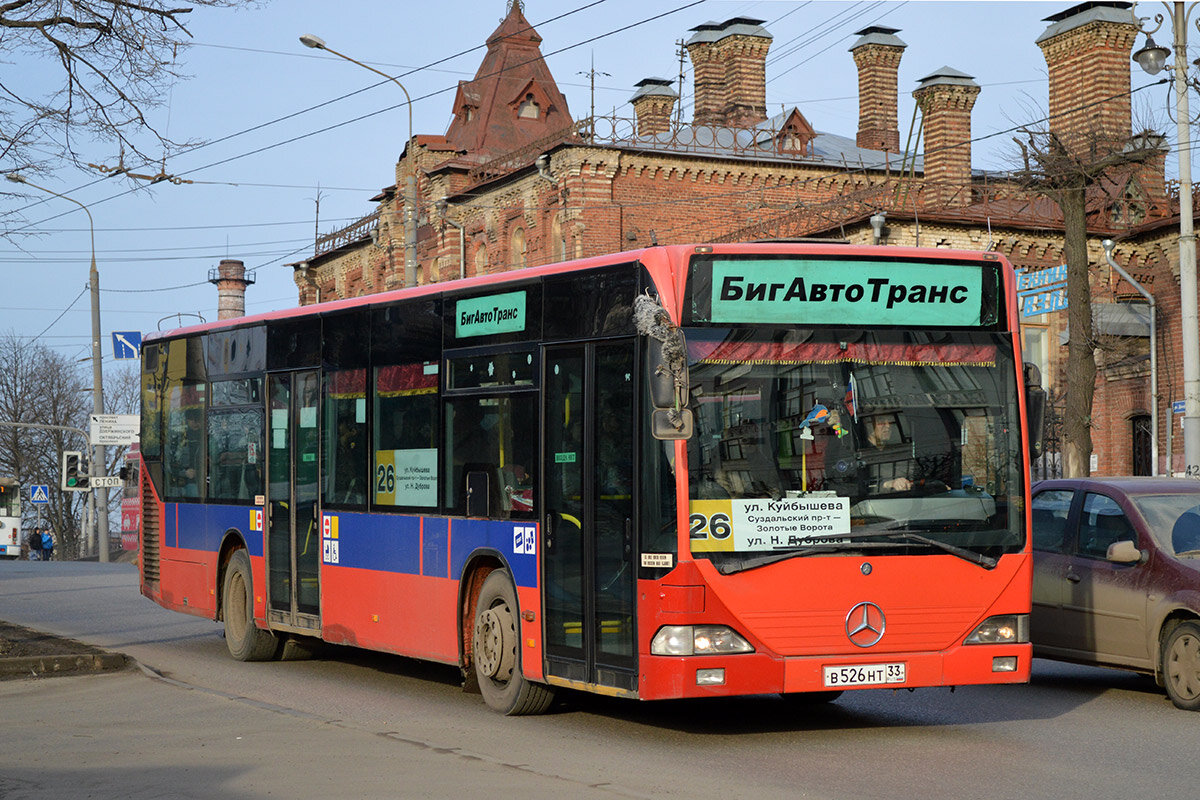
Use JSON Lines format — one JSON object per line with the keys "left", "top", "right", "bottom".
{"left": 1031, "top": 477, "right": 1200, "bottom": 710}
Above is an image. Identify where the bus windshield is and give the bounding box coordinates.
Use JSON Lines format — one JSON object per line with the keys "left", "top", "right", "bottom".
{"left": 0, "top": 482, "right": 17, "bottom": 517}
{"left": 685, "top": 328, "right": 1024, "bottom": 571}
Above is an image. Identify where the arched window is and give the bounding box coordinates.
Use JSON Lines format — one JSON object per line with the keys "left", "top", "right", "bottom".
{"left": 518, "top": 94, "right": 540, "bottom": 119}
{"left": 1132, "top": 414, "right": 1152, "bottom": 476}
{"left": 550, "top": 217, "right": 566, "bottom": 262}
{"left": 474, "top": 245, "right": 488, "bottom": 276}
{"left": 510, "top": 226, "right": 526, "bottom": 269}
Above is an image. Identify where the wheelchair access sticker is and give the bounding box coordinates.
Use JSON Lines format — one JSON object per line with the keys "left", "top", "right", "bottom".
{"left": 513, "top": 525, "right": 536, "bottom": 556}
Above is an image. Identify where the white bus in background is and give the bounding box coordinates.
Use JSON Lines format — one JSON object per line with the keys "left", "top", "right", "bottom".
{"left": 0, "top": 477, "right": 20, "bottom": 558}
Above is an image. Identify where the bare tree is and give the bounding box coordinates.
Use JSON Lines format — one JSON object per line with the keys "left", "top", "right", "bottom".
{"left": 0, "top": 0, "right": 258, "bottom": 177}
{"left": 1014, "top": 129, "right": 1159, "bottom": 477}
{"left": 0, "top": 332, "right": 90, "bottom": 557}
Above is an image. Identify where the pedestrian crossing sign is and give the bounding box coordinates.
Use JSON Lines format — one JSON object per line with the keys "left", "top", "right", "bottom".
{"left": 30, "top": 485, "right": 50, "bottom": 504}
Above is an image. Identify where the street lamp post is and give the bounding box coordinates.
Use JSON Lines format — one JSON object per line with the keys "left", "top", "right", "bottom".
{"left": 299, "top": 34, "right": 418, "bottom": 288}
{"left": 1133, "top": 1, "right": 1200, "bottom": 478}
{"left": 6, "top": 173, "right": 108, "bottom": 558}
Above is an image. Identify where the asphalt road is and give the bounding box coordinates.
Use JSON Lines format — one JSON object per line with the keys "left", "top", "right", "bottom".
{"left": 1, "top": 559, "right": 1196, "bottom": 800}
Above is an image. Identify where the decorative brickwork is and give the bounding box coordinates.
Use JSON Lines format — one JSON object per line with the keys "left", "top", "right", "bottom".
{"left": 1038, "top": 12, "right": 1137, "bottom": 156}
{"left": 852, "top": 43, "right": 904, "bottom": 152}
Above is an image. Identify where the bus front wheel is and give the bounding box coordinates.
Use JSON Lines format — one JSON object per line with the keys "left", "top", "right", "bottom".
{"left": 222, "top": 549, "right": 280, "bottom": 661}
{"left": 472, "top": 569, "right": 554, "bottom": 715}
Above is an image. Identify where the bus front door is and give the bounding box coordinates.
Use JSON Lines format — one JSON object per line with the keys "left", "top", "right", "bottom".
{"left": 266, "top": 370, "right": 322, "bottom": 633}
{"left": 543, "top": 342, "right": 637, "bottom": 694}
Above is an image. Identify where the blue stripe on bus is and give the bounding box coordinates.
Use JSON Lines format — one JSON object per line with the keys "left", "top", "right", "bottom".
{"left": 167, "top": 503, "right": 264, "bottom": 557}
{"left": 423, "top": 516, "right": 449, "bottom": 578}
{"left": 449, "top": 518, "right": 538, "bottom": 588}
{"left": 163, "top": 502, "right": 538, "bottom": 588}
{"left": 325, "top": 512, "right": 421, "bottom": 575}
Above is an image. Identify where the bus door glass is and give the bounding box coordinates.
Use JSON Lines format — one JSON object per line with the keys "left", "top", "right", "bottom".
{"left": 267, "top": 369, "right": 321, "bottom": 626}
{"left": 543, "top": 341, "right": 637, "bottom": 688}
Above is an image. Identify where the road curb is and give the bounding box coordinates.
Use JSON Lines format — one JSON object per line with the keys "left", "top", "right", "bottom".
{"left": 0, "top": 651, "right": 130, "bottom": 678}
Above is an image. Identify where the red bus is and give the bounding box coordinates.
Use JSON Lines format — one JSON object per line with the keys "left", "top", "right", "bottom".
{"left": 120, "top": 443, "right": 141, "bottom": 551}
{"left": 136, "top": 242, "right": 1044, "bottom": 714}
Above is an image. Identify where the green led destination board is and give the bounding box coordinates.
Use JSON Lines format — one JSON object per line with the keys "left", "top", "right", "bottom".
{"left": 705, "top": 259, "right": 985, "bottom": 327}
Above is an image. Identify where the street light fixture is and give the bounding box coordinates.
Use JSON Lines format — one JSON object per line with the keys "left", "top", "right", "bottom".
{"left": 300, "top": 33, "right": 418, "bottom": 288}
{"left": 1133, "top": 2, "right": 1200, "bottom": 478}
{"left": 5, "top": 173, "right": 108, "bottom": 558}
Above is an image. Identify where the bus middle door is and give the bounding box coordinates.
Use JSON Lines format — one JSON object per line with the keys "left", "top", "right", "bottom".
{"left": 266, "top": 369, "right": 322, "bottom": 633}
{"left": 542, "top": 342, "right": 637, "bottom": 694}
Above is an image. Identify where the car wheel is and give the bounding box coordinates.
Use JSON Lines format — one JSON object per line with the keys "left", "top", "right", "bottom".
{"left": 1162, "top": 620, "right": 1200, "bottom": 711}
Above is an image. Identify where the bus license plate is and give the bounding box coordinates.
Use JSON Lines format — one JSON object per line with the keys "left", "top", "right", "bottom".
{"left": 823, "top": 662, "right": 906, "bottom": 688}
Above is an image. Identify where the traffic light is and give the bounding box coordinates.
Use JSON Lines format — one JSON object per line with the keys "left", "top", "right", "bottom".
{"left": 61, "top": 451, "right": 89, "bottom": 491}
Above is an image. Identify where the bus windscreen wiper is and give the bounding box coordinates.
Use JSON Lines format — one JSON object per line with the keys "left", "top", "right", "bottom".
{"left": 718, "top": 529, "right": 997, "bottom": 574}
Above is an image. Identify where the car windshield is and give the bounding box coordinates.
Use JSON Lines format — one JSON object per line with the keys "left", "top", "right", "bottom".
{"left": 684, "top": 328, "right": 1025, "bottom": 573}
{"left": 1131, "top": 493, "right": 1200, "bottom": 556}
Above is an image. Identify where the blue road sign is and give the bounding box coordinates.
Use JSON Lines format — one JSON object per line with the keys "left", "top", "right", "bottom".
{"left": 29, "top": 485, "right": 50, "bottom": 504}
{"left": 1175, "top": 400, "right": 1186, "bottom": 414}
{"left": 112, "top": 331, "right": 142, "bottom": 359}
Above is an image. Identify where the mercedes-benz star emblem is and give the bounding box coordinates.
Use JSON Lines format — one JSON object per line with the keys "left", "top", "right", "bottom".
{"left": 845, "top": 601, "right": 886, "bottom": 648}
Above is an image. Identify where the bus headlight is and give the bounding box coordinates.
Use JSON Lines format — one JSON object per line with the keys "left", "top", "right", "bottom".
{"left": 651, "top": 625, "right": 755, "bottom": 656}
{"left": 964, "top": 614, "right": 1029, "bottom": 645}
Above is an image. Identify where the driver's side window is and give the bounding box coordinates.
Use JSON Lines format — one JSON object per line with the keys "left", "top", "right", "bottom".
{"left": 1077, "top": 493, "right": 1135, "bottom": 559}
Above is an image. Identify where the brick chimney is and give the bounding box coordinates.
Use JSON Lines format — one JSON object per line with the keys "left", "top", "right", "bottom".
{"left": 850, "top": 26, "right": 906, "bottom": 153}
{"left": 686, "top": 17, "right": 772, "bottom": 127}
{"left": 1036, "top": 2, "right": 1137, "bottom": 156}
{"left": 209, "top": 259, "right": 255, "bottom": 320}
{"left": 630, "top": 78, "right": 678, "bottom": 136}
{"left": 913, "top": 67, "right": 980, "bottom": 207}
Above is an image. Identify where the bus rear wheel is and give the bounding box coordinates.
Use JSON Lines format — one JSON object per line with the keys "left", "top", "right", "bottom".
{"left": 472, "top": 569, "right": 554, "bottom": 715}
{"left": 222, "top": 549, "right": 280, "bottom": 661}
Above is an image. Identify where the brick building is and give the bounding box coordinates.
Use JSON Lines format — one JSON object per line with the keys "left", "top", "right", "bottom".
{"left": 293, "top": 1, "right": 1199, "bottom": 478}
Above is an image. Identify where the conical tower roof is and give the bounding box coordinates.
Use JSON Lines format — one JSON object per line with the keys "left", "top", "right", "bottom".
{"left": 444, "top": 2, "right": 572, "bottom": 156}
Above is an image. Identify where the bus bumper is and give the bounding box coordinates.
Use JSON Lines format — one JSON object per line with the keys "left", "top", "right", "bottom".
{"left": 637, "top": 643, "right": 1031, "bottom": 700}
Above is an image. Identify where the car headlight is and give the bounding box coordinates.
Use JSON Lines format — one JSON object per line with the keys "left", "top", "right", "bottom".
{"left": 651, "top": 625, "right": 755, "bottom": 656}
{"left": 964, "top": 614, "right": 1029, "bottom": 645}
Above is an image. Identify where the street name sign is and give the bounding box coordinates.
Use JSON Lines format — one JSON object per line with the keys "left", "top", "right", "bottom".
{"left": 90, "top": 414, "right": 139, "bottom": 446}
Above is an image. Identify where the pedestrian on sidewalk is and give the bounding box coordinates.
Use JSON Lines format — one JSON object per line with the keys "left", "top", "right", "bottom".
{"left": 27, "top": 529, "right": 43, "bottom": 560}
{"left": 40, "top": 529, "right": 54, "bottom": 561}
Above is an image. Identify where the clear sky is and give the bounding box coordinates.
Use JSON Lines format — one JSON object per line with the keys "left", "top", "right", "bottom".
{"left": 0, "top": 0, "right": 1174, "bottom": 376}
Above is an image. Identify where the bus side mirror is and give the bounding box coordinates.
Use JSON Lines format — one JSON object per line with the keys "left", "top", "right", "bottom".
{"left": 647, "top": 339, "right": 686, "bottom": 411}
{"left": 652, "top": 408, "right": 694, "bottom": 440}
{"left": 1024, "top": 362, "right": 1046, "bottom": 460}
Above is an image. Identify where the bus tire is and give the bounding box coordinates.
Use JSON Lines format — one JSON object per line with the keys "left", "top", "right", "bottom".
{"left": 472, "top": 569, "right": 554, "bottom": 715}
{"left": 222, "top": 549, "right": 279, "bottom": 662}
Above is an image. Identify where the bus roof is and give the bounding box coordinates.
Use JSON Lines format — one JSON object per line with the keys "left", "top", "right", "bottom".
{"left": 146, "top": 242, "right": 1008, "bottom": 343}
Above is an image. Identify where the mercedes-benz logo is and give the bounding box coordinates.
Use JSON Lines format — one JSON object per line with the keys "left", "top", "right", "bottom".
{"left": 845, "top": 601, "right": 886, "bottom": 648}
